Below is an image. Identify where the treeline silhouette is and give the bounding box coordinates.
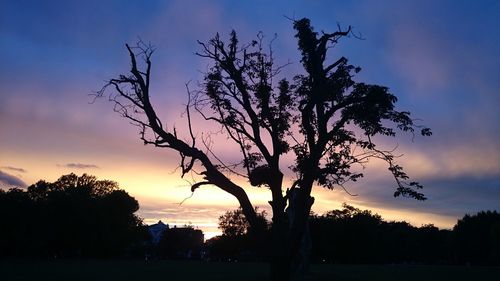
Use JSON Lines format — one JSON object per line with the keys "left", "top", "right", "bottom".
{"left": 1, "top": 174, "right": 499, "bottom": 265}
{"left": 308, "top": 204, "right": 449, "bottom": 264}
{"left": 0, "top": 174, "right": 148, "bottom": 258}
{"left": 208, "top": 204, "right": 500, "bottom": 265}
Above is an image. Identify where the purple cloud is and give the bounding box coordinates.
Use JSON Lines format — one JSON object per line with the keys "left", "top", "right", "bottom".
{"left": 1, "top": 166, "right": 27, "bottom": 173}
{"left": 59, "top": 163, "right": 100, "bottom": 169}
{"left": 0, "top": 170, "right": 27, "bottom": 188}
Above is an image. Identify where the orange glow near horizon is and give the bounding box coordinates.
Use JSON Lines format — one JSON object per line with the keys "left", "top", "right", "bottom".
{"left": 1, "top": 146, "right": 461, "bottom": 240}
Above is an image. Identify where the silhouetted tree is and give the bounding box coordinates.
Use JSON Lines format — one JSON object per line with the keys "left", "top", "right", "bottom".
{"left": 0, "top": 173, "right": 147, "bottom": 258}
{"left": 207, "top": 207, "right": 269, "bottom": 261}
{"left": 219, "top": 207, "right": 268, "bottom": 237}
{"left": 413, "top": 224, "right": 452, "bottom": 264}
{"left": 98, "top": 18, "right": 430, "bottom": 280}
{"left": 308, "top": 204, "right": 454, "bottom": 264}
{"left": 0, "top": 188, "right": 34, "bottom": 256}
{"left": 309, "top": 204, "right": 383, "bottom": 263}
{"left": 453, "top": 210, "right": 500, "bottom": 265}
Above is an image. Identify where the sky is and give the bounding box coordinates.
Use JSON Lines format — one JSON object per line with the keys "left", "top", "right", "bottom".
{"left": 1, "top": 0, "right": 499, "bottom": 238}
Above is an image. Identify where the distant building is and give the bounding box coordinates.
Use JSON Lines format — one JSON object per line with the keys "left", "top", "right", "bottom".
{"left": 147, "top": 220, "right": 205, "bottom": 259}
{"left": 148, "top": 220, "right": 169, "bottom": 245}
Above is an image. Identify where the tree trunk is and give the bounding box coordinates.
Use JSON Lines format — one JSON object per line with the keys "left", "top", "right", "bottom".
{"left": 268, "top": 220, "right": 311, "bottom": 281}
{"left": 269, "top": 190, "right": 313, "bottom": 281}
{"left": 269, "top": 214, "right": 291, "bottom": 281}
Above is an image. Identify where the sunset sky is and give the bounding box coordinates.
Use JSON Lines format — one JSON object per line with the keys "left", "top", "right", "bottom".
{"left": 1, "top": 0, "right": 499, "bottom": 238}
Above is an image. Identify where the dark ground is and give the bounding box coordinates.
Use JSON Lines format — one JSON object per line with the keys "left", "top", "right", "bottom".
{"left": 1, "top": 259, "right": 499, "bottom": 281}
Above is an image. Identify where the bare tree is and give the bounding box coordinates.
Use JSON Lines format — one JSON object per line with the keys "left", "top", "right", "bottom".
{"left": 97, "top": 18, "right": 431, "bottom": 281}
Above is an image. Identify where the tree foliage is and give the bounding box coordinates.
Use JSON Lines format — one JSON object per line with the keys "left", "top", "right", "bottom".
{"left": 209, "top": 206, "right": 500, "bottom": 266}
{"left": 207, "top": 207, "right": 270, "bottom": 261}
{"left": 218, "top": 207, "right": 268, "bottom": 237}
{"left": 0, "top": 173, "right": 146, "bottom": 258}
{"left": 309, "top": 204, "right": 451, "bottom": 264}
{"left": 453, "top": 210, "right": 500, "bottom": 264}
{"left": 155, "top": 207, "right": 500, "bottom": 266}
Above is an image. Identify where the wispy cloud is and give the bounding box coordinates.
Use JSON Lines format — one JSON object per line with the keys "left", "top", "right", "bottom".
{"left": 59, "top": 163, "right": 100, "bottom": 169}
{"left": 0, "top": 170, "right": 27, "bottom": 188}
{"left": 1, "top": 166, "right": 27, "bottom": 173}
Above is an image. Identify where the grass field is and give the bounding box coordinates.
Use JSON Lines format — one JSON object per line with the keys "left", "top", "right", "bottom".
{"left": 1, "top": 259, "right": 499, "bottom": 281}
